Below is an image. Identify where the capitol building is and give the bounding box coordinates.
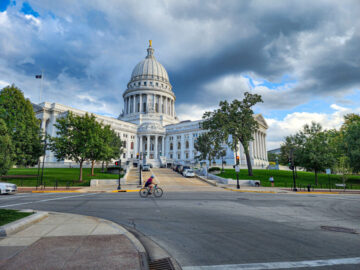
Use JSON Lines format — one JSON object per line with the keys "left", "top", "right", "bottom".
{"left": 34, "top": 42, "right": 269, "bottom": 168}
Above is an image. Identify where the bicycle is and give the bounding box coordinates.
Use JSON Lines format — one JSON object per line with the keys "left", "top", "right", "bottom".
{"left": 139, "top": 184, "right": 163, "bottom": 198}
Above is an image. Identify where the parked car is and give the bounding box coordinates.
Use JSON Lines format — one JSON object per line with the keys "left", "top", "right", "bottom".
{"left": 180, "top": 166, "right": 190, "bottom": 173}
{"left": 183, "top": 169, "right": 195, "bottom": 177}
{"left": 142, "top": 165, "right": 150, "bottom": 171}
{"left": 148, "top": 163, "right": 153, "bottom": 168}
{"left": 175, "top": 165, "right": 182, "bottom": 172}
{"left": 0, "top": 182, "right": 17, "bottom": 194}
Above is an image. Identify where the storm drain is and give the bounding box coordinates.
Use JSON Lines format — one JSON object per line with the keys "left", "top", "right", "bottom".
{"left": 149, "top": 257, "right": 175, "bottom": 270}
{"left": 321, "top": 226, "right": 358, "bottom": 234}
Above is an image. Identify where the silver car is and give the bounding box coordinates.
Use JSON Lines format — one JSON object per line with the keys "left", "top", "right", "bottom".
{"left": 0, "top": 182, "right": 17, "bottom": 194}
{"left": 183, "top": 169, "right": 195, "bottom": 178}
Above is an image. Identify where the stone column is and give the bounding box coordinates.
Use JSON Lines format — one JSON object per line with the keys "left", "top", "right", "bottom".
{"left": 189, "top": 133, "right": 194, "bottom": 160}
{"left": 134, "top": 135, "right": 138, "bottom": 158}
{"left": 139, "top": 136, "right": 143, "bottom": 157}
{"left": 162, "top": 136, "right": 165, "bottom": 156}
{"left": 166, "top": 98, "right": 169, "bottom": 115}
{"left": 154, "top": 135, "right": 158, "bottom": 159}
{"left": 180, "top": 134, "right": 185, "bottom": 160}
{"left": 132, "top": 95, "right": 136, "bottom": 114}
{"left": 173, "top": 135, "right": 177, "bottom": 160}
{"left": 160, "top": 96, "right": 163, "bottom": 113}
{"left": 147, "top": 135, "right": 150, "bottom": 158}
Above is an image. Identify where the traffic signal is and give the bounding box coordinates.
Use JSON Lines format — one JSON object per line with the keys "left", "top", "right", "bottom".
{"left": 236, "top": 156, "right": 240, "bottom": 165}
{"left": 115, "top": 160, "right": 121, "bottom": 166}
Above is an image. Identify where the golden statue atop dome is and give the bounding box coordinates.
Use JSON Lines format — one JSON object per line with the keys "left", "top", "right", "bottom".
{"left": 149, "top": 40, "right": 152, "bottom": 47}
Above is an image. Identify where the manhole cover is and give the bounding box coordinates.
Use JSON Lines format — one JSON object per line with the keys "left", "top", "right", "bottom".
{"left": 321, "top": 226, "right": 358, "bottom": 234}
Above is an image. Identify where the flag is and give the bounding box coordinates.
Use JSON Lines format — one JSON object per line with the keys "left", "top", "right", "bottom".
{"left": 35, "top": 75, "right": 42, "bottom": 79}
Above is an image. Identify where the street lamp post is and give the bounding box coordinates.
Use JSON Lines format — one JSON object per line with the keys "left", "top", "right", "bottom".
{"left": 290, "top": 149, "right": 297, "bottom": 192}
{"left": 117, "top": 160, "right": 121, "bottom": 190}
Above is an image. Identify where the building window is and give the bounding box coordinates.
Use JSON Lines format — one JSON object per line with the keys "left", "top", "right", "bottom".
{"left": 178, "top": 153, "right": 180, "bottom": 159}
{"left": 186, "top": 141, "right": 189, "bottom": 149}
{"left": 138, "top": 82, "right": 141, "bottom": 86}
{"left": 156, "top": 82, "right": 158, "bottom": 86}
{"left": 186, "top": 153, "right": 189, "bottom": 159}
{"left": 131, "top": 154, "right": 133, "bottom": 158}
{"left": 137, "top": 103, "right": 140, "bottom": 112}
{"left": 143, "top": 102, "right": 146, "bottom": 112}
{"left": 150, "top": 81, "right": 153, "bottom": 85}
{"left": 170, "top": 154, "right": 173, "bottom": 159}
{"left": 123, "top": 141, "right": 127, "bottom": 148}
{"left": 144, "top": 81, "right": 147, "bottom": 86}
{"left": 155, "top": 103, "right": 158, "bottom": 112}
{"left": 177, "top": 136, "right": 181, "bottom": 140}
{"left": 123, "top": 153, "right": 126, "bottom": 158}
{"left": 193, "top": 133, "right": 198, "bottom": 138}
{"left": 131, "top": 142, "right": 134, "bottom": 150}
{"left": 170, "top": 143, "right": 173, "bottom": 150}
{"left": 177, "top": 142, "right": 181, "bottom": 150}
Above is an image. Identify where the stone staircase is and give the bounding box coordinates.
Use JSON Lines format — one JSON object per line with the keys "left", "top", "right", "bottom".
{"left": 125, "top": 167, "right": 141, "bottom": 186}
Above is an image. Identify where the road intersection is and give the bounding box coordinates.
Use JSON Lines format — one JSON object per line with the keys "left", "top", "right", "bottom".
{"left": 1, "top": 168, "right": 360, "bottom": 269}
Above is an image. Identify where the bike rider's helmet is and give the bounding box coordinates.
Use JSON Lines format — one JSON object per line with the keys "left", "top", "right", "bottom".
{"left": 151, "top": 175, "right": 155, "bottom": 178}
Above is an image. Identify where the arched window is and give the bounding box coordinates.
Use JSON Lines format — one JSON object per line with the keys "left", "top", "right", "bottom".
{"left": 186, "top": 141, "right": 189, "bottom": 149}
{"left": 170, "top": 143, "right": 173, "bottom": 151}
{"left": 178, "top": 142, "right": 181, "bottom": 150}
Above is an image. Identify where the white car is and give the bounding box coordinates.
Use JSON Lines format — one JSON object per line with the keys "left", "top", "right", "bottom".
{"left": 0, "top": 182, "right": 17, "bottom": 194}
{"left": 183, "top": 169, "right": 195, "bottom": 178}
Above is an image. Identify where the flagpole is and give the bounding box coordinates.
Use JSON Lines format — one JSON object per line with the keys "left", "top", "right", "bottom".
{"left": 40, "top": 70, "right": 43, "bottom": 103}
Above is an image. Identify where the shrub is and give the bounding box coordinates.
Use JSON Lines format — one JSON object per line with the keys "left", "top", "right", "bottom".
{"left": 209, "top": 167, "right": 221, "bottom": 172}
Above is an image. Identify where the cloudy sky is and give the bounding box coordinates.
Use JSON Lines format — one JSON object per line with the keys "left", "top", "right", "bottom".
{"left": 1, "top": 0, "right": 360, "bottom": 149}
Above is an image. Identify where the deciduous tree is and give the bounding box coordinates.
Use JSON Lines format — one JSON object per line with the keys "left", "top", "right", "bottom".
{"left": 0, "top": 119, "right": 14, "bottom": 177}
{"left": 0, "top": 85, "right": 42, "bottom": 166}
{"left": 202, "top": 92, "right": 263, "bottom": 176}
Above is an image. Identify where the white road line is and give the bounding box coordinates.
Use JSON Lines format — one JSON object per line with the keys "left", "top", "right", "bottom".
{"left": 0, "top": 193, "right": 98, "bottom": 208}
{"left": 182, "top": 257, "right": 360, "bottom": 270}
{"left": 0, "top": 193, "right": 58, "bottom": 200}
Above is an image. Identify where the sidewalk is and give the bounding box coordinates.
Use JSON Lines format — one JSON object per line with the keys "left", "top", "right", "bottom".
{"left": 0, "top": 212, "right": 147, "bottom": 270}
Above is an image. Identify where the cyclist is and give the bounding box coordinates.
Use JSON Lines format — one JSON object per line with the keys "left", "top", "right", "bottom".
{"left": 144, "top": 175, "right": 156, "bottom": 194}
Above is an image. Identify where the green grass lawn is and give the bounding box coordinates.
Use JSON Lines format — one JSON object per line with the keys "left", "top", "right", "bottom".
{"left": 218, "top": 169, "right": 360, "bottom": 189}
{"left": 0, "top": 209, "right": 33, "bottom": 226}
{"left": 1, "top": 168, "right": 123, "bottom": 187}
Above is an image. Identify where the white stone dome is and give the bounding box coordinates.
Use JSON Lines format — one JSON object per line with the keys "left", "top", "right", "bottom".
{"left": 130, "top": 45, "right": 169, "bottom": 83}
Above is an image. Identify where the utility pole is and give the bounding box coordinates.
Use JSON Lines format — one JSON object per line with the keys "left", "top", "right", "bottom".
{"left": 290, "top": 149, "right": 297, "bottom": 192}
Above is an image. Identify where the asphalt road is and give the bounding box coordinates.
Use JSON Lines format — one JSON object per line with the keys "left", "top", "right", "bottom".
{"left": 1, "top": 180, "right": 360, "bottom": 269}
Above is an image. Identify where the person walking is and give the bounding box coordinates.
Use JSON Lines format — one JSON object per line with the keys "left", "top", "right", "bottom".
{"left": 269, "top": 176, "right": 274, "bottom": 187}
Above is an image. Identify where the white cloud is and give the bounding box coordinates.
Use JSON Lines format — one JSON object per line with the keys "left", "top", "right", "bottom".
{"left": 265, "top": 104, "right": 360, "bottom": 150}
{"left": 176, "top": 103, "right": 215, "bottom": 122}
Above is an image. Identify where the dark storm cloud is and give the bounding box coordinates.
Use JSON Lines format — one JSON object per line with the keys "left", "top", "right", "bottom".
{"left": 1, "top": 0, "right": 360, "bottom": 116}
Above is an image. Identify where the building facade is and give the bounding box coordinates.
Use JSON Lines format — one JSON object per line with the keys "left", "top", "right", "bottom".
{"left": 34, "top": 42, "right": 269, "bottom": 167}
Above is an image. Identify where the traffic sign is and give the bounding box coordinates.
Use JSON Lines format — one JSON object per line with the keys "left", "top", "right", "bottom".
{"left": 235, "top": 165, "right": 240, "bottom": 172}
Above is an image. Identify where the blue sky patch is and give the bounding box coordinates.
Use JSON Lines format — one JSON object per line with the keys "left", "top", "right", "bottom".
{"left": 257, "top": 75, "right": 296, "bottom": 90}
{"left": 21, "top": 2, "right": 39, "bottom": 17}
{"left": 0, "top": 0, "right": 11, "bottom": 12}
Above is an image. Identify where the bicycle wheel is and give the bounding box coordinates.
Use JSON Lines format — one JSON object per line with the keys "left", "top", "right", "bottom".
{"left": 154, "top": 187, "right": 163, "bottom": 198}
{"left": 139, "top": 188, "right": 149, "bottom": 198}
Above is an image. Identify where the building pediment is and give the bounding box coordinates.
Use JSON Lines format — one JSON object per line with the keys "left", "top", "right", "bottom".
{"left": 254, "top": 114, "right": 268, "bottom": 129}
{"left": 138, "top": 122, "right": 165, "bottom": 133}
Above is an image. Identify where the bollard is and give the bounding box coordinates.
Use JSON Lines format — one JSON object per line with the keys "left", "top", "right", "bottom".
{"left": 307, "top": 184, "right": 311, "bottom": 192}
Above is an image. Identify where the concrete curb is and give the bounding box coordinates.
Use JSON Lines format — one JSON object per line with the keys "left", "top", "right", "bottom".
{"left": 0, "top": 210, "right": 48, "bottom": 237}
{"left": 195, "top": 175, "right": 218, "bottom": 186}
{"left": 126, "top": 226, "right": 182, "bottom": 270}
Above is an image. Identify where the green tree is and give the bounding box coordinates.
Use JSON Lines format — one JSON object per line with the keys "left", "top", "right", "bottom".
{"left": 203, "top": 92, "right": 263, "bottom": 176}
{"left": 96, "top": 125, "right": 124, "bottom": 174}
{"left": 341, "top": 114, "right": 360, "bottom": 172}
{"left": 280, "top": 135, "right": 302, "bottom": 176}
{"left": 0, "top": 85, "right": 42, "bottom": 166}
{"left": 49, "top": 112, "right": 99, "bottom": 181}
{"left": 296, "top": 122, "right": 335, "bottom": 185}
{"left": 0, "top": 119, "right": 14, "bottom": 177}
{"left": 194, "top": 132, "right": 222, "bottom": 174}
{"left": 334, "top": 155, "right": 352, "bottom": 190}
